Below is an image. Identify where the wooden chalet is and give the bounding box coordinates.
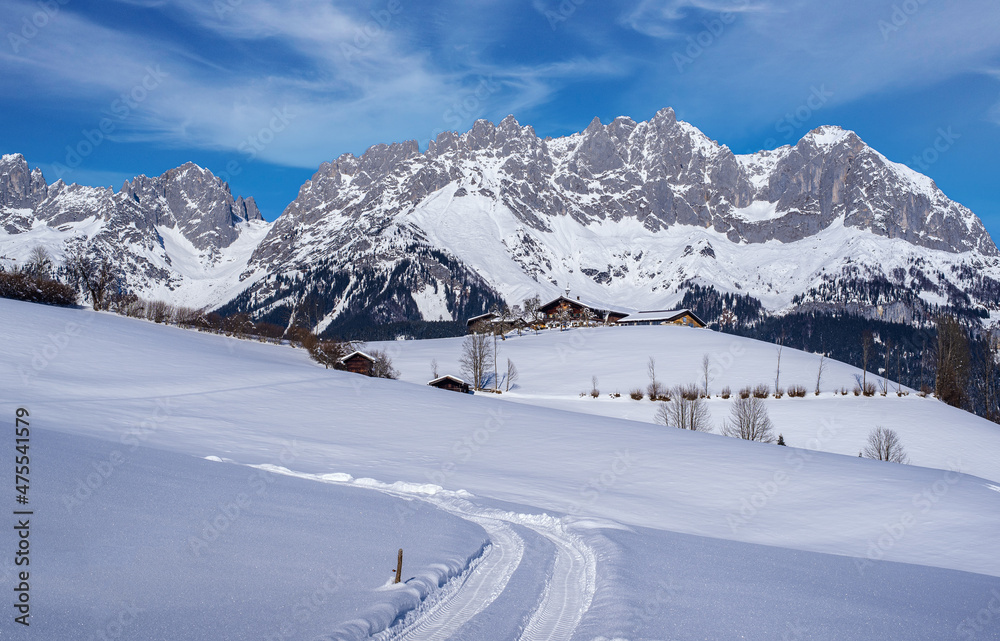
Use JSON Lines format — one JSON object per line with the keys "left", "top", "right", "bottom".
{"left": 537, "top": 294, "right": 629, "bottom": 325}
{"left": 466, "top": 312, "right": 499, "bottom": 331}
{"left": 339, "top": 351, "right": 376, "bottom": 376}
{"left": 616, "top": 309, "right": 706, "bottom": 328}
{"left": 427, "top": 375, "right": 472, "bottom": 394}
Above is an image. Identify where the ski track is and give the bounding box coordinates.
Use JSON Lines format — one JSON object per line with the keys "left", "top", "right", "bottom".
{"left": 518, "top": 521, "right": 597, "bottom": 641}
{"left": 248, "top": 464, "right": 598, "bottom": 641}
{"left": 376, "top": 512, "right": 524, "bottom": 641}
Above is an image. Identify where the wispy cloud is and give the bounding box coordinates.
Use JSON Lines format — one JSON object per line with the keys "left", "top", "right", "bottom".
{"left": 1, "top": 0, "right": 615, "bottom": 168}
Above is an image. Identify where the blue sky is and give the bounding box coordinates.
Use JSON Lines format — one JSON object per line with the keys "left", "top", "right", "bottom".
{"left": 3, "top": 0, "right": 999, "bottom": 239}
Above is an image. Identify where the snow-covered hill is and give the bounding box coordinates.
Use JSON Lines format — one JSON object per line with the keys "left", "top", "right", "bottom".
{"left": 5, "top": 298, "right": 1000, "bottom": 639}
{"left": 371, "top": 325, "right": 1000, "bottom": 484}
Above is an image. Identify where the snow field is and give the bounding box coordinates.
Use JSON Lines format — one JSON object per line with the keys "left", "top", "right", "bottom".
{"left": 5, "top": 298, "right": 1000, "bottom": 639}
{"left": 1, "top": 427, "right": 487, "bottom": 641}
{"left": 370, "top": 324, "right": 1000, "bottom": 485}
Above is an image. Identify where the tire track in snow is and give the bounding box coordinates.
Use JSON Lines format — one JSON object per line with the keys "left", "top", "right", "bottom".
{"left": 245, "top": 465, "right": 597, "bottom": 641}
{"left": 516, "top": 520, "right": 597, "bottom": 641}
{"left": 376, "top": 514, "right": 524, "bottom": 641}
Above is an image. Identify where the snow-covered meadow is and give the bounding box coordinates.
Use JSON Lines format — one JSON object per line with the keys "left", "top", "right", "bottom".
{"left": 3, "top": 299, "right": 1000, "bottom": 640}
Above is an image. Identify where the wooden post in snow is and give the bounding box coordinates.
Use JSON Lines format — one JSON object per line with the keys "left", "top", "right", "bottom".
{"left": 394, "top": 548, "right": 403, "bottom": 584}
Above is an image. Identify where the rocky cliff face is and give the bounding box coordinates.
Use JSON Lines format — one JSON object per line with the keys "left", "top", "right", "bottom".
{"left": 229, "top": 109, "right": 999, "bottom": 333}
{"left": 0, "top": 155, "right": 266, "bottom": 307}
{"left": 3, "top": 108, "right": 999, "bottom": 333}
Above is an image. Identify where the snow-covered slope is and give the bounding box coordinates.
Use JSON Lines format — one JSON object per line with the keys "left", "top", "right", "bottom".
{"left": 371, "top": 325, "right": 1000, "bottom": 485}
{"left": 5, "top": 298, "right": 1000, "bottom": 638}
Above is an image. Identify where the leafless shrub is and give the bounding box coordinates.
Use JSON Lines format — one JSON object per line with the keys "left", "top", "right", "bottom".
{"left": 720, "top": 386, "right": 731, "bottom": 400}
{"left": 787, "top": 384, "right": 807, "bottom": 398}
{"left": 654, "top": 386, "right": 712, "bottom": 431}
{"left": 647, "top": 357, "right": 663, "bottom": 400}
{"left": 629, "top": 388, "right": 644, "bottom": 400}
{"left": 739, "top": 386, "right": 751, "bottom": 399}
{"left": 752, "top": 384, "right": 770, "bottom": 399}
{"left": 862, "top": 426, "right": 909, "bottom": 464}
{"left": 773, "top": 387, "right": 784, "bottom": 399}
{"left": 720, "top": 396, "right": 776, "bottom": 443}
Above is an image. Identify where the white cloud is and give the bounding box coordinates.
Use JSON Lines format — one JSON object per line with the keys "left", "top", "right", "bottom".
{"left": 617, "top": 0, "right": 1000, "bottom": 131}
{"left": 1, "top": 0, "right": 620, "bottom": 168}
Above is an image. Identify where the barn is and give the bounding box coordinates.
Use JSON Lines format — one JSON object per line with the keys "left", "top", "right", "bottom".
{"left": 339, "top": 351, "right": 377, "bottom": 376}
{"left": 427, "top": 375, "right": 472, "bottom": 394}
{"left": 537, "top": 294, "right": 629, "bottom": 325}
{"left": 616, "top": 309, "right": 706, "bottom": 328}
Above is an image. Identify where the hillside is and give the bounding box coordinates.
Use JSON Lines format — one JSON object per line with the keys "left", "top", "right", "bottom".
{"left": 4, "top": 297, "right": 1000, "bottom": 639}
{"left": 370, "top": 324, "right": 1000, "bottom": 485}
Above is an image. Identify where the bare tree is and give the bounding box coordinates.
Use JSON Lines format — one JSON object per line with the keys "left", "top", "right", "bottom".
{"left": 815, "top": 353, "right": 827, "bottom": 396}
{"left": 774, "top": 336, "right": 784, "bottom": 393}
{"left": 590, "top": 375, "right": 599, "bottom": 398}
{"left": 882, "top": 337, "right": 892, "bottom": 396}
{"left": 655, "top": 385, "right": 712, "bottom": 431}
{"left": 431, "top": 358, "right": 439, "bottom": 379}
{"left": 581, "top": 307, "right": 596, "bottom": 327}
{"left": 557, "top": 305, "right": 571, "bottom": 330}
{"left": 647, "top": 356, "right": 662, "bottom": 400}
{"left": 975, "top": 335, "right": 999, "bottom": 422}
{"left": 861, "top": 330, "right": 873, "bottom": 391}
{"left": 522, "top": 295, "right": 541, "bottom": 331}
{"left": 720, "top": 396, "right": 776, "bottom": 443}
{"left": 862, "top": 426, "right": 909, "bottom": 464}
{"left": 370, "top": 350, "right": 400, "bottom": 379}
{"left": 460, "top": 332, "right": 491, "bottom": 390}
{"left": 310, "top": 339, "right": 355, "bottom": 369}
{"left": 505, "top": 358, "right": 518, "bottom": 392}
{"left": 65, "top": 248, "right": 117, "bottom": 311}
{"left": 936, "top": 315, "right": 970, "bottom": 408}
{"left": 25, "top": 246, "right": 52, "bottom": 277}
{"left": 702, "top": 354, "right": 711, "bottom": 397}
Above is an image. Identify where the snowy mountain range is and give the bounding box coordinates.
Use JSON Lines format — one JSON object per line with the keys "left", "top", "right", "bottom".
{"left": 2, "top": 107, "right": 999, "bottom": 332}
